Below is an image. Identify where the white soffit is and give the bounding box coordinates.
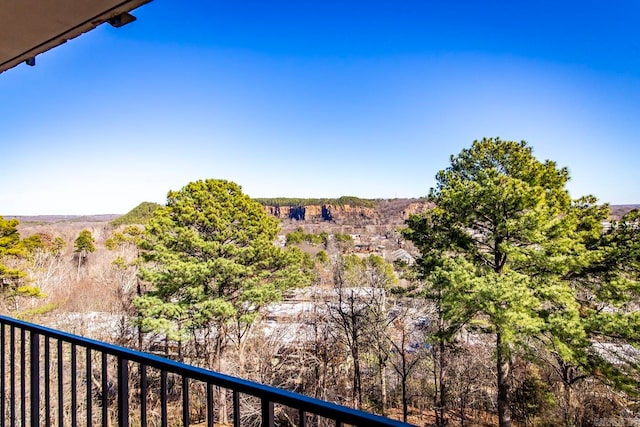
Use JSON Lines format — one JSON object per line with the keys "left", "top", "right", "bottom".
{"left": 0, "top": 0, "right": 152, "bottom": 74}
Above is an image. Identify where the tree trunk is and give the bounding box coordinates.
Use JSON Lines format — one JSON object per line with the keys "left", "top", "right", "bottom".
{"left": 563, "top": 371, "right": 573, "bottom": 427}
{"left": 496, "top": 332, "right": 512, "bottom": 427}
{"left": 214, "top": 333, "right": 228, "bottom": 425}
{"left": 76, "top": 250, "right": 83, "bottom": 281}
{"left": 350, "top": 312, "right": 362, "bottom": 410}
{"left": 352, "top": 344, "right": 362, "bottom": 409}
{"left": 431, "top": 345, "right": 440, "bottom": 425}
{"left": 137, "top": 277, "right": 143, "bottom": 350}
{"left": 379, "top": 360, "right": 387, "bottom": 416}
{"left": 438, "top": 338, "right": 447, "bottom": 426}
{"left": 402, "top": 372, "right": 408, "bottom": 423}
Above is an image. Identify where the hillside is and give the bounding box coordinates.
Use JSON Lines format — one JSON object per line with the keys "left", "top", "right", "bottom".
{"left": 5, "top": 202, "right": 637, "bottom": 227}
{"left": 609, "top": 204, "right": 640, "bottom": 220}
{"left": 257, "top": 197, "right": 432, "bottom": 226}
{"left": 5, "top": 214, "right": 120, "bottom": 224}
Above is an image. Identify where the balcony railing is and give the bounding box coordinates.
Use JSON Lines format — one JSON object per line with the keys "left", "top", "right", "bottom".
{"left": 0, "top": 315, "right": 411, "bottom": 427}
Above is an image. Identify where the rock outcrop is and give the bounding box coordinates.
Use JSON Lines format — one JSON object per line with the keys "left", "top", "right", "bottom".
{"left": 401, "top": 201, "right": 434, "bottom": 219}
{"left": 261, "top": 199, "right": 436, "bottom": 225}
{"left": 263, "top": 204, "right": 379, "bottom": 224}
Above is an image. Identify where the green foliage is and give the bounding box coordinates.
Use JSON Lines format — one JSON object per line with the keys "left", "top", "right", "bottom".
{"left": 333, "top": 233, "right": 353, "bottom": 243}
{"left": 24, "top": 233, "right": 66, "bottom": 256}
{"left": 0, "top": 217, "right": 55, "bottom": 308}
{"left": 511, "top": 366, "right": 556, "bottom": 423}
{"left": 254, "top": 196, "right": 375, "bottom": 208}
{"left": 134, "top": 179, "right": 313, "bottom": 343}
{"left": 74, "top": 230, "right": 96, "bottom": 254}
{"left": 106, "top": 225, "right": 144, "bottom": 250}
{"left": 15, "top": 285, "right": 46, "bottom": 297}
{"left": 403, "top": 138, "right": 627, "bottom": 421}
{"left": 20, "top": 234, "right": 44, "bottom": 254}
{"left": 0, "top": 216, "right": 23, "bottom": 255}
{"left": 0, "top": 216, "right": 27, "bottom": 287}
{"left": 51, "top": 237, "right": 65, "bottom": 256}
{"left": 332, "top": 232, "right": 354, "bottom": 251}
{"left": 315, "top": 250, "right": 329, "bottom": 264}
{"left": 111, "top": 202, "right": 163, "bottom": 226}
{"left": 285, "top": 227, "right": 328, "bottom": 246}
{"left": 568, "top": 208, "right": 640, "bottom": 394}
{"left": 285, "top": 227, "right": 305, "bottom": 244}
{"left": 405, "top": 138, "right": 589, "bottom": 343}
{"left": 337, "top": 254, "right": 397, "bottom": 288}
{"left": 16, "top": 302, "right": 57, "bottom": 321}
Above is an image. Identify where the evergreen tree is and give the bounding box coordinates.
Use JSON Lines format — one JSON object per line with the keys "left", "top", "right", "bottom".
{"left": 404, "top": 138, "right": 605, "bottom": 427}
{"left": 0, "top": 217, "right": 48, "bottom": 310}
{"left": 74, "top": 229, "right": 96, "bottom": 255}
{"left": 0, "top": 216, "right": 26, "bottom": 288}
{"left": 73, "top": 229, "right": 96, "bottom": 279}
{"left": 134, "top": 179, "right": 313, "bottom": 369}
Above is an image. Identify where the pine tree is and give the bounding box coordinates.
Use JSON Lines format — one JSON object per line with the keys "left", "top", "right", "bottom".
{"left": 0, "top": 216, "right": 26, "bottom": 289}
{"left": 73, "top": 229, "right": 96, "bottom": 279}
{"left": 404, "top": 138, "right": 602, "bottom": 427}
{"left": 134, "top": 179, "right": 313, "bottom": 370}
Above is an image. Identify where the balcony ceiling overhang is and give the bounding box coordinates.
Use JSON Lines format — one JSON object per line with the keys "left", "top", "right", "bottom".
{"left": 0, "top": 0, "right": 151, "bottom": 74}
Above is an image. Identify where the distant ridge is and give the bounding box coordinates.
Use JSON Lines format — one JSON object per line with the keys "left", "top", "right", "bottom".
{"left": 609, "top": 204, "right": 640, "bottom": 220}
{"left": 4, "top": 214, "right": 121, "bottom": 223}
{"left": 4, "top": 203, "right": 637, "bottom": 224}
{"left": 111, "top": 201, "right": 162, "bottom": 226}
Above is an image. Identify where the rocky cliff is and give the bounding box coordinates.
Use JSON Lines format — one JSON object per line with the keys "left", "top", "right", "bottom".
{"left": 264, "top": 204, "right": 379, "bottom": 224}
{"left": 262, "top": 198, "right": 434, "bottom": 225}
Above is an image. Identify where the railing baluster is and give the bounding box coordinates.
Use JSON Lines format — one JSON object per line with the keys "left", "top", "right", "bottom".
{"left": 206, "top": 383, "right": 214, "bottom": 427}
{"left": 117, "top": 357, "right": 129, "bottom": 427}
{"left": 101, "top": 353, "right": 108, "bottom": 427}
{"left": 20, "top": 329, "right": 26, "bottom": 427}
{"left": 0, "top": 323, "right": 5, "bottom": 427}
{"left": 30, "top": 332, "right": 40, "bottom": 427}
{"left": 140, "top": 365, "right": 147, "bottom": 427}
{"left": 10, "top": 326, "right": 15, "bottom": 427}
{"left": 71, "top": 344, "right": 77, "bottom": 427}
{"left": 57, "top": 339, "right": 63, "bottom": 427}
{"left": 0, "top": 316, "right": 408, "bottom": 427}
{"left": 298, "top": 409, "right": 305, "bottom": 427}
{"left": 86, "top": 347, "right": 92, "bottom": 427}
{"left": 44, "top": 336, "right": 51, "bottom": 427}
{"left": 160, "top": 371, "right": 167, "bottom": 427}
{"left": 233, "top": 390, "right": 240, "bottom": 427}
{"left": 261, "top": 399, "right": 274, "bottom": 427}
{"left": 182, "top": 376, "right": 189, "bottom": 427}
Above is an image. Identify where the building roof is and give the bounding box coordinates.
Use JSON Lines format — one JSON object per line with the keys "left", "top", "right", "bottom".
{"left": 0, "top": 0, "right": 152, "bottom": 74}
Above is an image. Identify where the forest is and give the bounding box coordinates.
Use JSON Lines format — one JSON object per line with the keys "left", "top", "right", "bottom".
{"left": 1, "top": 138, "right": 638, "bottom": 427}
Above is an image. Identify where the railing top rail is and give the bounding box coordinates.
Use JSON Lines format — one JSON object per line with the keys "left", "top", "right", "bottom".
{"left": 0, "top": 315, "right": 411, "bottom": 427}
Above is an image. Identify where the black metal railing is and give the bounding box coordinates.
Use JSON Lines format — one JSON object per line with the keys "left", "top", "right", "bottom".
{"left": 0, "top": 315, "right": 411, "bottom": 427}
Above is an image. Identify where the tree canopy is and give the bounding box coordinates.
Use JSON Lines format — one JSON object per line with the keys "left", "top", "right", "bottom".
{"left": 111, "top": 202, "right": 163, "bottom": 226}
{"left": 0, "top": 216, "right": 27, "bottom": 287}
{"left": 403, "top": 138, "right": 638, "bottom": 427}
{"left": 74, "top": 230, "right": 96, "bottom": 254}
{"left": 134, "top": 179, "right": 313, "bottom": 358}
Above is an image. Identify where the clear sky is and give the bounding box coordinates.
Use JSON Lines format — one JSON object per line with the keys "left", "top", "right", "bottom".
{"left": 2, "top": 1, "right": 639, "bottom": 215}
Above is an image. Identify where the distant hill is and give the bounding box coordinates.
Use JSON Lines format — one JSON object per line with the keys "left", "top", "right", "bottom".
{"left": 110, "top": 202, "right": 162, "bottom": 226}
{"left": 4, "top": 214, "right": 121, "bottom": 224}
{"left": 4, "top": 202, "right": 637, "bottom": 226}
{"left": 609, "top": 204, "right": 640, "bottom": 220}
{"left": 255, "top": 197, "right": 432, "bottom": 225}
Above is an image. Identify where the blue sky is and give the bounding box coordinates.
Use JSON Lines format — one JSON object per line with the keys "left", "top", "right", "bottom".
{"left": 2, "top": 1, "right": 639, "bottom": 215}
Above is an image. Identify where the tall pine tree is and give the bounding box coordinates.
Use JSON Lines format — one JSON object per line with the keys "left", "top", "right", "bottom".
{"left": 134, "top": 179, "right": 312, "bottom": 369}
{"left": 404, "top": 138, "right": 611, "bottom": 427}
